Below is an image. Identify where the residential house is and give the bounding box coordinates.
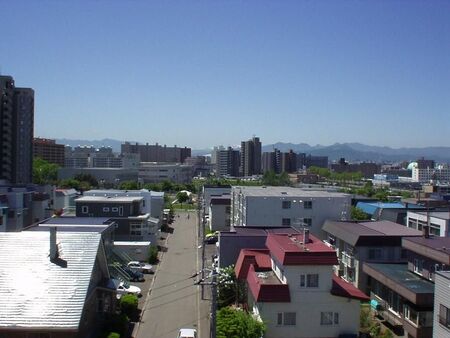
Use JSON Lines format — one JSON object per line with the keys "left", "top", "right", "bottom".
{"left": 322, "top": 220, "right": 421, "bottom": 292}
{"left": 235, "top": 231, "right": 368, "bottom": 338}
{"left": 433, "top": 271, "right": 450, "bottom": 338}
{"left": 0, "top": 229, "right": 115, "bottom": 338}
{"left": 363, "top": 234, "right": 450, "bottom": 338}
{"left": 406, "top": 211, "right": 450, "bottom": 237}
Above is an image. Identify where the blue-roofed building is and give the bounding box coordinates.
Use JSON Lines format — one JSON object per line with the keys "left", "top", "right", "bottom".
{"left": 356, "top": 201, "right": 426, "bottom": 225}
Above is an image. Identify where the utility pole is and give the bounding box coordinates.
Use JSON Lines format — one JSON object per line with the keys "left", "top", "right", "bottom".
{"left": 210, "top": 271, "right": 217, "bottom": 338}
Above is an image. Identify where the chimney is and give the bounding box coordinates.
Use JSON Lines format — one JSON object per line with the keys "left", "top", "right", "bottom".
{"left": 50, "top": 227, "right": 58, "bottom": 260}
{"left": 423, "top": 225, "right": 430, "bottom": 239}
{"left": 303, "top": 228, "right": 310, "bottom": 244}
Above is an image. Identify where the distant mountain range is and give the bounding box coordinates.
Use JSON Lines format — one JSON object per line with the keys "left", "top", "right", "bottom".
{"left": 57, "top": 138, "right": 450, "bottom": 163}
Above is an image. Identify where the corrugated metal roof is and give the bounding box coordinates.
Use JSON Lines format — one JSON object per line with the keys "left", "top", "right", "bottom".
{"left": 0, "top": 231, "right": 101, "bottom": 329}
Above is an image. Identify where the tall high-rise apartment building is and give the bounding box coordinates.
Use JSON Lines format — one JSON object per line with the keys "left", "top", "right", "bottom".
{"left": 33, "top": 138, "right": 65, "bottom": 166}
{"left": 240, "top": 136, "right": 261, "bottom": 176}
{"left": 216, "top": 147, "right": 240, "bottom": 177}
{"left": 0, "top": 76, "right": 34, "bottom": 184}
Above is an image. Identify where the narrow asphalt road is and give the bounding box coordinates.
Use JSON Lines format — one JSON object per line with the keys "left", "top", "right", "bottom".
{"left": 136, "top": 210, "right": 210, "bottom": 338}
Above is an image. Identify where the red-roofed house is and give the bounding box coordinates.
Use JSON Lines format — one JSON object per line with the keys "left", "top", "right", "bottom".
{"left": 235, "top": 231, "right": 368, "bottom": 338}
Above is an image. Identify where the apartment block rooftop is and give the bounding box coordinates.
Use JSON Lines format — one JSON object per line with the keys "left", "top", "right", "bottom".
{"left": 76, "top": 195, "right": 144, "bottom": 203}
{"left": 233, "top": 186, "right": 349, "bottom": 198}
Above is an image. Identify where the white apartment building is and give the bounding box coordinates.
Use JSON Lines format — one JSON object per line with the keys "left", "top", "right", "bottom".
{"left": 235, "top": 231, "right": 368, "bottom": 338}
{"left": 231, "top": 186, "right": 351, "bottom": 238}
{"left": 412, "top": 165, "right": 450, "bottom": 183}
{"left": 138, "top": 162, "right": 194, "bottom": 183}
{"left": 406, "top": 211, "right": 450, "bottom": 237}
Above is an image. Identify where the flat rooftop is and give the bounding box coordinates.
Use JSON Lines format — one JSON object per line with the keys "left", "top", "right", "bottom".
{"left": 221, "top": 226, "right": 301, "bottom": 237}
{"left": 76, "top": 196, "right": 143, "bottom": 203}
{"left": 233, "top": 186, "right": 349, "bottom": 198}
{"left": 364, "top": 263, "right": 434, "bottom": 295}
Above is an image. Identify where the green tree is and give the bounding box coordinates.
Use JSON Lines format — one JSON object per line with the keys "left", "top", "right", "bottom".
{"left": 33, "top": 158, "right": 59, "bottom": 184}
{"left": 176, "top": 191, "right": 189, "bottom": 204}
{"left": 74, "top": 173, "right": 99, "bottom": 188}
{"left": 59, "top": 178, "right": 81, "bottom": 190}
{"left": 217, "top": 265, "right": 246, "bottom": 309}
{"left": 119, "top": 180, "right": 139, "bottom": 190}
{"left": 216, "top": 307, "right": 266, "bottom": 338}
{"left": 351, "top": 206, "right": 370, "bottom": 221}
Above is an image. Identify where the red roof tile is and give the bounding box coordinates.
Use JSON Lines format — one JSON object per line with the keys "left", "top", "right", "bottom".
{"left": 331, "top": 275, "right": 370, "bottom": 301}
{"left": 246, "top": 264, "right": 290, "bottom": 302}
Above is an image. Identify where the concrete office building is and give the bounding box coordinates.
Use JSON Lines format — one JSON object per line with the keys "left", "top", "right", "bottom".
{"left": 231, "top": 186, "right": 351, "bottom": 238}
{"left": 216, "top": 147, "right": 240, "bottom": 177}
{"left": 297, "top": 153, "right": 328, "bottom": 169}
{"left": 406, "top": 211, "right": 450, "bottom": 237}
{"left": 122, "top": 142, "right": 191, "bottom": 163}
{"left": 240, "top": 136, "right": 262, "bottom": 176}
{"left": 138, "top": 162, "right": 194, "bottom": 183}
{"left": 33, "top": 138, "right": 65, "bottom": 166}
{"left": 0, "top": 76, "right": 34, "bottom": 185}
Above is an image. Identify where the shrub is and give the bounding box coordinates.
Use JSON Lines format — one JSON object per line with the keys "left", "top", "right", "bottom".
{"left": 107, "top": 333, "right": 120, "bottom": 338}
{"left": 148, "top": 245, "right": 159, "bottom": 264}
{"left": 120, "top": 294, "right": 139, "bottom": 318}
{"left": 104, "top": 313, "right": 129, "bottom": 337}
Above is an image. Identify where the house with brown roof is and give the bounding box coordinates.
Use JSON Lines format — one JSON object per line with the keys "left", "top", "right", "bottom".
{"left": 235, "top": 230, "right": 368, "bottom": 338}
{"left": 363, "top": 232, "right": 450, "bottom": 338}
{"left": 322, "top": 220, "right": 422, "bottom": 292}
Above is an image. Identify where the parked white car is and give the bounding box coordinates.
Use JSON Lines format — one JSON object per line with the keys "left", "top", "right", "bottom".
{"left": 177, "top": 328, "right": 197, "bottom": 338}
{"left": 127, "top": 261, "right": 153, "bottom": 274}
{"left": 116, "top": 281, "right": 142, "bottom": 297}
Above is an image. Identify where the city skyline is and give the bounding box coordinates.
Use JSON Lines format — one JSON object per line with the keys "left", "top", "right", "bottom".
{"left": 2, "top": 1, "right": 450, "bottom": 148}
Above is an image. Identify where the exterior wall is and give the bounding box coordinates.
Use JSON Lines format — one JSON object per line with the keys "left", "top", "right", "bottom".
{"left": 209, "top": 204, "right": 230, "bottom": 231}
{"left": 407, "top": 211, "right": 449, "bottom": 237}
{"left": 113, "top": 242, "right": 151, "bottom": 261}
{"left": 138, "top": 163, "right": 194, "bottom": 183}
{"left": 203, "top": 186, "right": 231, "bottom": 214}
{"left": 219, "top": 235, "right": 267, "bottom": 268}
{"left": 33, "top": 138, "right": 65, "bottom": 166}
{"left": 253, "top": 263, "right": 360, "bottom": 338}
{"left": 433, "top": 272, "right": 450, "bottom": 338}
{"left": 232, "top": 191, "right": 351, "bottom": 239}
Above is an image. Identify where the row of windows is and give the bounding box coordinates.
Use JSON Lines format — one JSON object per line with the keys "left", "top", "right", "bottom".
{"left": 276, "top": 311, "right": 339, "bottom": 326}
{"left": 281, "top": 200, "right": 313, "bottom": 209}
{"left": 82, "top": 206, "right": 123, "bottom": 215}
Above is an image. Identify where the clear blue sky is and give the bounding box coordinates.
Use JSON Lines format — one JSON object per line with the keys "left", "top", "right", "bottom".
{"left": 2, "top": 0, "right": 449, "bottom": 149}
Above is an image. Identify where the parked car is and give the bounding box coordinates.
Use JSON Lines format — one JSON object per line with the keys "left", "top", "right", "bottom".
{"left": 123, "top": 267, "right": 145, "bottom": 282}
{"left": 116, "top": 281, "right": 142, "bottom": 297}
{"left": 177, "top": 328, "right": 197, "bottom": 338}
{"left": 128, "top": 261, "right": 154, "bottom": 274}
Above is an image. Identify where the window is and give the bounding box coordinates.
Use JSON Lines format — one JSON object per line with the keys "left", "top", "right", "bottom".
{"left": 282, "top": 201, "right": 291, "bottom": 209}
{"left": 303, "top": 218, "right": 312, "bottom": 227}
{"left": 102, "top": 207, "right": 110, "bottom": 212}
{"left": 304, "top": 201, "right": 312, "bottom": 209}
{"left": 320, "top": 312, "right": 333, "bottom": 325}
{"left": 439, "top": 304, "right": 450, "bottom": 329}
{"left": 320, "top": 312, "right": 339, "bottom": 325}
{"left": 277, "top": 312, "right": 296, "bottom": 326}
{"left": 81, "top": 206, "right": 89, "bottom": 214}
{"left": 300, "top": 273, "right": 319, "bottom": 288}
{"left": 282, "top": 218, "right": 291, "bottom": 226}
{"left": 112, "top": 207, "right": 119, "bottom": 212}
{"left": 413, "top": 258, "right": 423, "bottom": 275}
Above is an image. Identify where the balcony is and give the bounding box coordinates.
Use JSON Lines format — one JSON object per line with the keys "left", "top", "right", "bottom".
{"left": 341, "top": 252, "right": 355, "bottom": 268}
